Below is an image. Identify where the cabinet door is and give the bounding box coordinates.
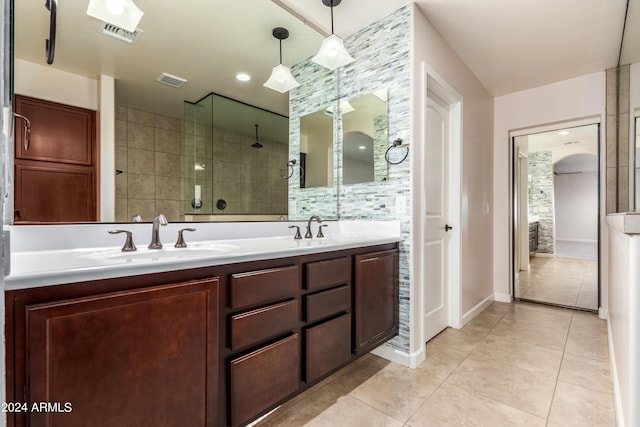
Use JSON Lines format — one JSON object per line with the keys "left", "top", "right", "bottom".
{"left": 14, "top": 95, "right": 95, "bottom": 165}
{"left": 14, "top": 162, "right": 96, "bottom": 222}
{"left": 25, "top": 278, "right": 219, "bottom": 427}
{"left": 354, "top": 249, "right": 399, "bottom": 353}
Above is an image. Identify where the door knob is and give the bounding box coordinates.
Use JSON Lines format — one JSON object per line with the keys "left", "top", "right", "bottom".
{"left": 445, "top": 224, "right": 453, "bottom": 232}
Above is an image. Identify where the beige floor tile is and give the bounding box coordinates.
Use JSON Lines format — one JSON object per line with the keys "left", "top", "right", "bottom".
{"left": 469, "top": 335, "right": 563, "bottom": 377}
{"left": 558, "top": 352, "right": 614, "bottom": 395}
{"left": 565, "top": 316, "right": 609, "bottom": 361}
{"left": 406, "top": 383, "right": 546, "bottom": 427}
{"left": 428, "top": 327, "right": 482, "bottom": 353}
{"left": 503, "top": 302, "right": 574, "bottom": 319}
{"left": 267, "top": 394, "right": 403, "bottom": 427}
{"left": 481, "top": 301, "right": 512, "bottom": 317}
{"left": 575, "top": 292, "right": 598, "bottom": 310}
{"left": 489, "top": 317, "right": 569, "bottom": 350}
{"left": 446, "top": 356, "right": 556, "bottom": 418}
{"left": 349, "top": 362, "right": 441, "bottom": 423}
{"left": 548, "top": 381, "right": 616, "bottom": 427}
{"left": 417, "top": 343, "right": 468, "bottom": 381}
{"left": 521, "top": 287, "right": 579, "bottom": 307}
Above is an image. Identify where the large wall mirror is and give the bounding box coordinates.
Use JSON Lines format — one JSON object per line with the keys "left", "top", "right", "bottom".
{"left": 12, "top": 0, "right": 333, "bottom": 223}
{"left": 341, "top": 90, "right": 388, "bottom": 184}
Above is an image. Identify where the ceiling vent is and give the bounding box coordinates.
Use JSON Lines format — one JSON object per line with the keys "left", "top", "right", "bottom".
{"left": 156, "top": 72, "right": 188, "bottom": 88}
{"left": 100, "top": 23, "right": 142, "bottom": 44}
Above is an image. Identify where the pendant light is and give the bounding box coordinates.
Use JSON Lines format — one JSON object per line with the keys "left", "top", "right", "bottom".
{"left": 252, "top": 124, "right": 263, "bottom": 148}
{"left": 87, "top": 0, "right": 144, "bottom": 32}
{"left": 264, "top": 27, "right": 300, "bottom": 93}
{"left": 311, "top": 0, "right": 355, "bottom": 71}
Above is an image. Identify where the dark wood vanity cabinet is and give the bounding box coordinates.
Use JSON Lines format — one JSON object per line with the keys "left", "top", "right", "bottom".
{"left": 7, "top": 277, "right": 219, "bottom": 427}
{"left": 529, "top": 221, "right": 539, "bottom": 253}
{"left": 354, "top": 249, "right": 400, "bottom": 353}
{"left": 6, "top": 243, "right": 399, "bottom": 427}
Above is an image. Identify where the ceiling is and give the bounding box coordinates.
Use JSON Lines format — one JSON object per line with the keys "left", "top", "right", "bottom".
{"left": 14, "top": 0, "right": 640, "bottom": 119}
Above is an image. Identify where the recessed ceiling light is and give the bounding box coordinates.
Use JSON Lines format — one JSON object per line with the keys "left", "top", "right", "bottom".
{"left": 236, "top": 73, "right": 251, "bottom": 82}
{"left": 358, "top": 145, "right": 366, "bottom": 150}
{"left": 558, "top": 130, "right": 570, "bottom": 136}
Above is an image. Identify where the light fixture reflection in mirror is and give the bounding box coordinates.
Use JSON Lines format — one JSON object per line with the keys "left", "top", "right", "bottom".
{"left": 341, "top": 89, "right": 388, "bottom": 184}
{"left": 299, "top": 109, "right": 334, "bottom": 188}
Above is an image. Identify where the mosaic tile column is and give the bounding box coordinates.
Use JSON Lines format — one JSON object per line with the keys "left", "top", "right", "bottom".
{"left": 606, "top": 65, "right": 630, "bottom": 213}
{"left": 528, "top": 151, "right": 554, "bottom": 254}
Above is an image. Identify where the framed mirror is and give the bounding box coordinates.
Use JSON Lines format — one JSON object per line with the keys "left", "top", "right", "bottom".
{"left": 341, "top": 89, "right": 388, "bottom": 184}
{"left": 299, "top": 108, "right": 334, "bottom": 189}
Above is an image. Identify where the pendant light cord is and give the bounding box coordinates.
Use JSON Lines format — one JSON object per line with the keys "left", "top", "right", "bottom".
{"left": 279, "top": 39, "right": 283, "bottom": 64}
{"left": 330, "top": 2, "right": 335, "bottom": 34}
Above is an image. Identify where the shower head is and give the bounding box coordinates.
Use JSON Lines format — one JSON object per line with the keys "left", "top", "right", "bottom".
{"left": 252, "top": 124, "right": 263, "bottom": 148}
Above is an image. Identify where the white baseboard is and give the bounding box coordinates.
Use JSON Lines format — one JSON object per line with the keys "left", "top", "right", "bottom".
{"left": 599, "top": 307, "right": 608, "bottom": 320}
{"left": 556, "top": 238, "right": 598, "bottom": 244}
{"left": 493, "top": 293, "right": 513, "bottom": 303}
{"left": 608, "top": 319, "right": 625, "bottom": 427}
{"left": 462, "top": 294, "right": 495, "bottom": 326}
{"left": 370, "top": 342, "right": 423, "bottom": 369}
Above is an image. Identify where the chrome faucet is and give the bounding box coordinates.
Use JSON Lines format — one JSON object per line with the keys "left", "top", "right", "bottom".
{"left": 149, "top": 214, "right": 168, "bottom": 249}
{"left": 305, "top": 215, "right": 322, "bottom": 238}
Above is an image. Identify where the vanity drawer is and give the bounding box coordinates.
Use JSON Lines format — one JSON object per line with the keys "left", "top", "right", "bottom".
{"left": 305, "top": 314, "right": 351, "bottom": 383}
{"left": 305, "top": 257, "right": 351, "bottom": 291}
{"left": 230, "top": 265, "right": 298, "bottom": 309}
{"left": 304, "top": 285, "right": 351, "bottom": 324}
{"left": 230, "top": 334, "right": 299, "bottom": 427}
{"left": 230, "top": 299, "right": 299, "bottom": 350}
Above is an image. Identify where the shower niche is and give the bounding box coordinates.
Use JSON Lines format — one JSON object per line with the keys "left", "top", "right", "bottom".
{"left": 184, "top": 93, "right": 289, "bottom": 218}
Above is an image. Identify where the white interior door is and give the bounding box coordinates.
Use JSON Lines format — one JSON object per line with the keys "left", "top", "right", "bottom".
{"left": 423, "top": 89, "right": 451, "bottom": 342}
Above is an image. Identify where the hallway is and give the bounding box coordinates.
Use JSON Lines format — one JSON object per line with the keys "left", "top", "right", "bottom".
{"left": 516, "top": 257, "right": 598, "bottom": 310}
{"left": 257, "top": 302, "right": 615, "bottom": 426}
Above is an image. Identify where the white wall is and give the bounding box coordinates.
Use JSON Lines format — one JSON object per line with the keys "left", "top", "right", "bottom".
{"left": 493, "top": 72, "right": 606, "bottom": 301}
{"left": 411, "top": 4, "right": 494, "bottom": 353}
{"left": 14, "top": 59, "right": 98, "bottom": 110}
{"left": 554, "top": 171, "right": 598, "bottom": 241}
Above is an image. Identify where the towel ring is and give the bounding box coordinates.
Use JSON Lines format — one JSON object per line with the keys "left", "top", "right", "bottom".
{"left": 385, "top": 138, "right": 409, "bottom": 165}
{"left": 281, "top": 159, "right": 303, "bottom": 179}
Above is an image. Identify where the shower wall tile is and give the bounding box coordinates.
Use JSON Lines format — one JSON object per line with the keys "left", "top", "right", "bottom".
{"left": 116, "top": 120, "right": 127, "bottom": 147}
{"left": 116, "top": 106, "right": 186, "bottom": 221}
{"left": 128, "top": 149, "right": 155, "bottom": 175}
{"left": 127, "top": 107, "right": 154, "bottom": 127}
{"left": 127, "top": 123, "right": 155, "bottom": 151}
{"left": 127, "top": 174, "right": 155, "bottom": 200}
{"left": 155, "top": 128, "right": 182, "bottom": 154}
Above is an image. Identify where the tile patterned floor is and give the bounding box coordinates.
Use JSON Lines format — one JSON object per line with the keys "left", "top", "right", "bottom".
{"left": 256, "top": 302, "right": 616, "bottom": 427}
{"left": 516, "top": 256, "right": 598, "bottom": 310}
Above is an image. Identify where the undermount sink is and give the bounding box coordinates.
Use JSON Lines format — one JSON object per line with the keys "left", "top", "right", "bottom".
{"left": 80, "top": 243, "right": 239, "bottom": 261}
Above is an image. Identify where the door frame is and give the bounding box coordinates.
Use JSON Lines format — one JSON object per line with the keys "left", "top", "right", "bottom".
{"left": 508, "top": 117, "right": 603, "bottom": 311}
{"left": 412, "top": 63, "right": 462, "bottom": 368}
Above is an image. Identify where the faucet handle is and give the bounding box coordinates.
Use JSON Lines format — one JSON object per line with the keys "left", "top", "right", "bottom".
{"left": 130, "top": 214, "right": 142, "bottom": 222}
{"left": 288, "top": 225, "right": 302, "bottom": 240}
{"left": 175, "top": 228, "right": 196, "bottom": 248}
{"left": 108, "top": 230, "right": 137, "bottom": 252}
{"left": 317, "top": 224, "right": 328, "bottom": 238}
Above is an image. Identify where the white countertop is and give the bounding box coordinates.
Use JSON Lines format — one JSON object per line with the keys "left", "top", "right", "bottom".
{"left": 4, "top": 221, "right": 402, "bottom": 290}
{"left": 606, "top": 212, "right": 640, "bottom": 235}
